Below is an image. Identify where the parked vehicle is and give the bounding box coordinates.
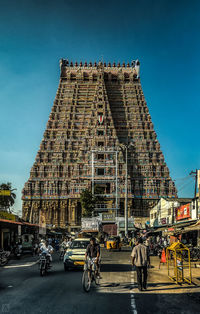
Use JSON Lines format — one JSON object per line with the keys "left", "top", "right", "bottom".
{"left": 106, "top": 237, "right": 122, "bottom": 251}
{"left": 183, "top": 246, "right": 200, "bottom": 262}
{"left": 21, "top": 234, "right": 34, "bottom": 255}
{"left": 191, "top": 247, "right": 200, "bottom": 261}
{"left": 14, "top": 243, "right": 22, "bottom": 259}
{"left": 154, "top": 244, "right": 164, "bottom": 258}
{"left": 0, "top": 249, "right": 11, "bottom": 266}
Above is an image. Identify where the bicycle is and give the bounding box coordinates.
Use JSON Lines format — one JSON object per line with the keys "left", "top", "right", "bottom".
{"left": 190, "top": 247, "right": 200, "bottom": 261}
{"left": 0, "top": 249, "right": 10, "bottom": 266}
{"left": 82, "top": 258, "right": 100, "bottom": 292}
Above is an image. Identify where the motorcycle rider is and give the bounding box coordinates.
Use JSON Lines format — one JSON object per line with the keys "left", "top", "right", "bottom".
{"left": 39, "top": 240, "right": 54, "bottom": 265}
{"left": 66, "top": 237, "right": 72, "bottom": 248}
{"left": 61, "top": 238, "right": 68, "bottom": 250}
{"left": 85, "top": 237, "right": 100, "bottom": 280}
{"left": 60, "top": 238, "right": 68, "bottom": 259}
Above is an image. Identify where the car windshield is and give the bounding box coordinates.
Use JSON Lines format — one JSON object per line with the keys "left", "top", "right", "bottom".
{"left": 70, "top": 241, "right": 89, "bottom": 249}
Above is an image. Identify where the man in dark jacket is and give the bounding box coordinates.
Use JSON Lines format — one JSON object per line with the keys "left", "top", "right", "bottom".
{"left": 131, "top": 237, "right": 150, "bottom": 291}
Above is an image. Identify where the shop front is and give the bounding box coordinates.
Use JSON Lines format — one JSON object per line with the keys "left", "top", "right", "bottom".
{"left": 0, "top": 219, "right": 22, "bottom": 250}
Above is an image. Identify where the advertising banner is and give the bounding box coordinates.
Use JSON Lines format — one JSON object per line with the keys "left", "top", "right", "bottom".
{"left": 0, "top": 190, "right": 11, "bottom": 196}
{"left": 176, "top": 203, "right": 190, "bottom": 221}
{"left": 81, "top": 218, "right": 100, "bottom": 231}
{"left": 0, "top": 211, "right": 15, "bottom": 221}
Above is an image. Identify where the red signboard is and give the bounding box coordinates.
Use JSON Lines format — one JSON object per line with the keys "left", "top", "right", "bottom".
{"left": 176, "top": 203, "right": 190, "bottom": 221}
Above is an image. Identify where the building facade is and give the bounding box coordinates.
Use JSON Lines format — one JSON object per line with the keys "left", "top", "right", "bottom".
{"left": 150, "top": 198, "right": 195, "bottom": 228}
{"left": 22, "top": 59, "right": 177, "bottom": 230}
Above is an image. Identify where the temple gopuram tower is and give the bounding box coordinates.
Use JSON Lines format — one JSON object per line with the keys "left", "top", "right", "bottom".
{"left": 22, "top": 59, "right": 177, "bottom": 231}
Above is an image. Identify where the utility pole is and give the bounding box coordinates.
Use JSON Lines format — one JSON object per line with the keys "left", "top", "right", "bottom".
{"left": 119, "top": 142, "right": 134, "bottom": 237}
{"left": 125, "top": 145, "right": 128, "bottom": 237}
{"left": 190, "top": 169, "right": 198, "bottom": 219}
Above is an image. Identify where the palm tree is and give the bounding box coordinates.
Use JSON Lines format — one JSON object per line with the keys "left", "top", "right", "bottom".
{"left": 0, "top": 182, "right": 16, "bottom": 213}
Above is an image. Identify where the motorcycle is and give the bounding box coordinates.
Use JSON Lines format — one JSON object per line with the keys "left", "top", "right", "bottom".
{"left": 59, "top": 248, "right": 67, "bottom": 261}
{"left": 14, "top": 244, "right": 22, "bottom": 259}
{"left": 39, "top": 252, "right": 51, "bottom": 276}
{"left": 0, "top": 249, "right": 11, "bottom": 266}
{"left": 154, "top": 244, "right": 164, "bottom": 258}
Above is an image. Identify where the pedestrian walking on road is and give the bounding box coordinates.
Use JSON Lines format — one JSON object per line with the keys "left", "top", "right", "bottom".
{"left": 131, "top": 237, "right": 150, "bottom": 291}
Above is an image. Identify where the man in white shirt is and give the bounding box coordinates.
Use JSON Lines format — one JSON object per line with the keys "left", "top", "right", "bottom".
{"left": 131, "top": 237, "right": 150, "bottom": 291}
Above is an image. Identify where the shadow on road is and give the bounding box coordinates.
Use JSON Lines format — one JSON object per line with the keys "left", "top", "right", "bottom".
{"left": 101, "top": 263, "right": 132, "bottom": 272}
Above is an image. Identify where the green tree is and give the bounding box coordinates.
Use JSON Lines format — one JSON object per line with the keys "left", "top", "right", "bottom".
{"left": 80, "top": 187, "right": 105, "bottom": 217}
{"left": 80, "top": 189, "right": 95, "bottom": 217}
{"left": 0, "top": 182, "right": 16, "bottom": 212}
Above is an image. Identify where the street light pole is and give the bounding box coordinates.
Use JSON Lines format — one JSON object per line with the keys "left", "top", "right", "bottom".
{"left": 125, "top": 145, "right": 128, "bottom": 237}
{"left": 190, "top": 169, "right": 198, "bottom": 220}
{"left": 119, "top": 142, "right": 134, "bottom": 237}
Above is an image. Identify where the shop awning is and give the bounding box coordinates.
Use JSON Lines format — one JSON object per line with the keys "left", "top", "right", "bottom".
{"left": 23, "top": 222, "right": 39, "bottom": 227}
{"left": 150, "top": 226, "right": 168, "bottom": 233}
{"left": 173, "top": 220, "right": 197, "bottom": 230}
{"left": 0, "top": 218, "right": 22, "bottom": 225}
{"left": 183, "top": 221, "right": 200, "bottom": 232}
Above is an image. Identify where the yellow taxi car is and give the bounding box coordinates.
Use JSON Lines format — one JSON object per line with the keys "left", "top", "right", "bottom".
{"left": 106, "top": 236, "right": 122, "bottom": 251}
{"left": 63, "top": 238, "right": 90, "bottom": 271}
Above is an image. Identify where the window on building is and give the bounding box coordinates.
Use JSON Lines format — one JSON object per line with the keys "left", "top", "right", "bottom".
{"left": 98, "top": 142, "right": 104, "bottom": 147}
{"left": 97, "top": 154, "right": 104, "bottom": 160}
{"left": 168, "top": 208, "right": 171, "bottom": 215}
{"left": 97, "top": 168, "right": 105, "bottom": 175}
{"left": 97, "top": 130, "right": 104, "bottom": 136}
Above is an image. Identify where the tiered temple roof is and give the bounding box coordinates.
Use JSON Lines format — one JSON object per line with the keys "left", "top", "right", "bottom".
{"left": 22, "top": 59, "right": 177, "bottom": 230}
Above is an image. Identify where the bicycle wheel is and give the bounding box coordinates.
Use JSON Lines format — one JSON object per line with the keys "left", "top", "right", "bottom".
{"left": 95, "top": 273, "right": 100, "bottom": 285}
{"left": 191, "top": 250, "right": 198, "bottom": 262}
{"left": 59, "top": 252, "right": 63, "bottom": 261}
{"left": 40, "top": 262, "right": 46, "bottom": 276}
{"left": 82, "top": 270, "right": 91, "bottom": 292}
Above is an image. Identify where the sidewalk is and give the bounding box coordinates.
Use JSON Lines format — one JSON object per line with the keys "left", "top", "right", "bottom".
{"left": 98, "top": 248, "right": 200, "bottom": 296}
{"left": 136, "top": 256, "right": 200, "bottom": 294}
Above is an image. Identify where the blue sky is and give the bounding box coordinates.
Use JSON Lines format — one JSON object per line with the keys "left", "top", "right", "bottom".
{"left": 0, "top": 0, "right": 199, "bottom": 213}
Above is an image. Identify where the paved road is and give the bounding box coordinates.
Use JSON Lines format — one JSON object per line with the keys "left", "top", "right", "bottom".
{"left": 0, "top": 248, "right": 199, "bottom": 314}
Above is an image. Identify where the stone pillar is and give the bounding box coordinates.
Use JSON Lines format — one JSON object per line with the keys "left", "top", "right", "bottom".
{"left": 60, "top": 200, "right": 67, "bottom": 228}
{"left": 22, "top": 201, "right": 32, "bottom": 222}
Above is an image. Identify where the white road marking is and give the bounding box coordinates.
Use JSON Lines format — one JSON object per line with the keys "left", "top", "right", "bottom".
{"left": 4, "top": 261, "right": 38, "bottom": 269}
{"left": 130, "top": 270, "right": 137, "bottom": 314}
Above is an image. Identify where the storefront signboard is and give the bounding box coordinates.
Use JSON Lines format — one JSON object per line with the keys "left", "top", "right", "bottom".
{"left": 102, "top": 213, "right": 115, "bottom": 222}
{"left": 0, "top": 211, "right": 15, "bottom": 221}
{"left": 176, "top": 203, "right": 190, "bottom": 221}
